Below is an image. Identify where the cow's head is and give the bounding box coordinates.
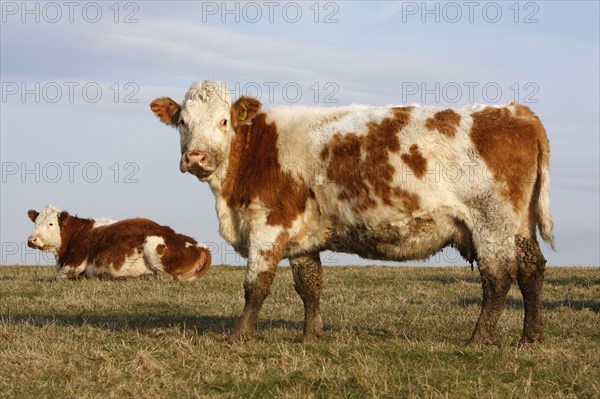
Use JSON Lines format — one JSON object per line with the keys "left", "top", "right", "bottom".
{"left": 27, "top": 205, "right": 65, "bottom": 255}
{"left": 150, "top": 81, "right": 262, "bottom": 182}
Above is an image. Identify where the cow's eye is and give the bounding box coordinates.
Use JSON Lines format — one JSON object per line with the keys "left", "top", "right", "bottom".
{"left": 49, "top": 223, "right": 53, "bottom": 227}
{"left": 221, "top": 119, "right": 227, "bottom": 126}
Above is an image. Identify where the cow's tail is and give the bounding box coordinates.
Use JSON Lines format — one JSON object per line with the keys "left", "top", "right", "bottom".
{"left": 535, "top": 125, "right": 555, "bottom": 250}
{"left": 194, "top": 246, "right": 212, "bottom": 278}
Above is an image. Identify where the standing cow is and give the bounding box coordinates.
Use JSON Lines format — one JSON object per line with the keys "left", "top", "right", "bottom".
{"left": 28, "top": 205, "right": 211, "bottom": 280}
{"left": 151, "top": 81, "right": 553, "bottom": 345}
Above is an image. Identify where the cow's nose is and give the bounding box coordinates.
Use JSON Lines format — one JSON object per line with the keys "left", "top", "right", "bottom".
{"left": 28, "top": 236, "right": 37, "bottom": 247}
{"left": 185, "top": 151, "right": 209, "bottom": 169}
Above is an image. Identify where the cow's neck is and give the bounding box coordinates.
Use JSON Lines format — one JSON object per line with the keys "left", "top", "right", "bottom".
{"left": 202, "top": 136, "right": 242, "bottom": 249}
{"left": 57, "top": 216, "right": 94, "bottom": 263}
{"left": 206, "top": 117, "right": 282, "bottom": 251}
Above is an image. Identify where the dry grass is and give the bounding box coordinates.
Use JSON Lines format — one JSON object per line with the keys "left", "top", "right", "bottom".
{"left": 1, "top": 265, "right": 598, "bottom": 398}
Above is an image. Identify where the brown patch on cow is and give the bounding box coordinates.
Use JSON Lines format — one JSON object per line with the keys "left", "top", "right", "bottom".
{"left": 56, "top": 212, "right": 210, "bottom": 280}
{"left": 470, "top": 105, "right": 544, "bottom": 211}
{"left": 320, "top": 107, "right": 417, "bottom": 212}
{"left": 221, "top": 104, "right": 308, "bottom": 228}
{"left": 401, "top": 144, "right": 427, "bottom": 179}
{"left": 511, "top": 103, "right": 550, "bottom": 171}
{"left": 150, "top": 97, "right": 181, "bottom": 126}
{"left": 425, "top": 109, "right": 461, "bottom": 137}
{"left": 393, "top": 188, "right": 420, "bottom": 212}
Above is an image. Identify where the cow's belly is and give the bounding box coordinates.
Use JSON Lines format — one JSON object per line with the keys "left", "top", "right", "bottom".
{"left": 86, "top": 255, "right": 153, "bottom": 279}
{"left": 326, "top": 216, "right": 463, "bottom": 262}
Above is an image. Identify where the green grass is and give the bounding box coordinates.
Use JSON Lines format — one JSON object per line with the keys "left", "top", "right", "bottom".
{"left": 1, "top": 265, "right": 598, "bottom": 398}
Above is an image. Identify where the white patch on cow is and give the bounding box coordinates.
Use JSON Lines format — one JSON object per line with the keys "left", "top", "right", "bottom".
{"left": 213, "top": 194, "right": 241, "bottom": 249}
{"left": 245, "top": 210, "right": 285, "bottom": 284}
{"left": 193, "top": 241, "right": 207, "bottom": 249}
{"left": 266, "top": 105, "right": 361, "bottom": 184}
{"left": 85, "top": 255, "right": 150, "bottom": 279}
{"left": 92, "top": 217, "right": 116, "bottom": 227}
{"left": 28, "top": 205, "right": 62, "bottom": 255}
{"left": 143, "top": 236, "right": 167, "bottom": 274}
{"left": 117, "top": 255, "right": 150, "bottom": 278}
{"left": 286, "top": 202, "right": 330, "bottom": 258}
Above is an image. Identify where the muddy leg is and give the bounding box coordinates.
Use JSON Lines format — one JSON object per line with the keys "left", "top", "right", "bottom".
{"left": 469, "top": 246, "right": 516, "bottom": 347}
{"left": 515, "top": 235, "right": 546, "bottom": 345}
{"left": 227, "top": 269, "right": 277, "bottom": 344}
{"left": 290, "top": 253, "right": 323, "bottom": 342}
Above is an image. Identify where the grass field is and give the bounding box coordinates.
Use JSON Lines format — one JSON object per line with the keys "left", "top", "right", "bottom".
{"left": 0, "top": 265, "right": 598, "bottom": 398}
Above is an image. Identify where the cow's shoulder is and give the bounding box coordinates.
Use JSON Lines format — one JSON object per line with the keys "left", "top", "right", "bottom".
{"left": 57, "top": 212, "right": 95, "bottom": 266}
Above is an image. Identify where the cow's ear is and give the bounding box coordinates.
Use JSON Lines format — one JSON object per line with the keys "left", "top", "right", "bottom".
{"left": 58, "top": 211, "right": 70, "bottom": 226}
{"left": 231, "top": 96, "right": 262, "bottom": 127}
{"left": 150, "top": 97, "right": 181, "bottom": 126}
{"left": 27, "top": 210, "right": 39, "bottom": 222}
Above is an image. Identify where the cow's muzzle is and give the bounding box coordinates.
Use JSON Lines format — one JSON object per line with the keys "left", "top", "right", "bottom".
{"left": 27, "top": 235, "right": 39, "bottom": 249}
{"left": 181, "top": 150, "right": 217, "bottom": 179}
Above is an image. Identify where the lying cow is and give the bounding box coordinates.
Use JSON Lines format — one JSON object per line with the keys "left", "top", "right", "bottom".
{"left": 27, "top": 205, "right": 211, "bottom": 280}
{"left": 151, "top": 81, "right": 554, "bottom": 346}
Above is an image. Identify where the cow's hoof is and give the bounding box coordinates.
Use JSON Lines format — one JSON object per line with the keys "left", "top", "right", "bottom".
{"left": 518, "top": 334, "right": 544, "bottom": 347}
{"left": 302, "top": 320, "right": 323, "bottom": 343}
{"left": 467, "top": 336, "right": 494, "bottom": 348}
{"left": 227, "top": 330, "right": 253, "bottom": 345}
{"left": 301, "top": 331, "right": 322, "bottom": 344}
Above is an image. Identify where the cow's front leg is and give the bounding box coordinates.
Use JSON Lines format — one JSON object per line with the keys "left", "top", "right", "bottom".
{"left": 227, "top": 229, "right": 286, "bottom": 344}
{"left": 290, "top": 253, "right": 323, "bottom": 342}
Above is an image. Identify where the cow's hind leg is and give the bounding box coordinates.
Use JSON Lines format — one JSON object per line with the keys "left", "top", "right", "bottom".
{"left": 469, "top": 235, "right": 517, "bottom": 347}
{"left": 142, "top": 237, "right": 171, "bottom": 279}
{"left": 515, "top": 235, "right": 546, "bottom": 345}
{"left": 290, "top": 253, "right": 323, "bottom": 342}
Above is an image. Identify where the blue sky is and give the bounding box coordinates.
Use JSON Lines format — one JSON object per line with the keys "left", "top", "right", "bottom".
{"left": 1, "top": 1, "right": 598, "bottom": 266}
